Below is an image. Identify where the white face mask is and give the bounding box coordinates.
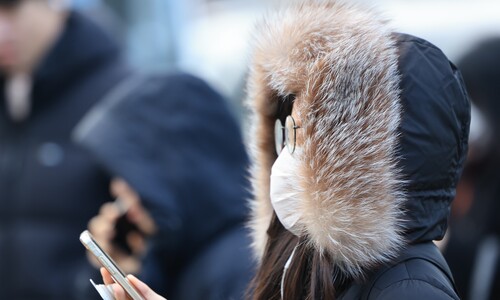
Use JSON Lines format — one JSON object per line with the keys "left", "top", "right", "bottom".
{"left": 270, "top": 148, "right": 303, "bottom": 236}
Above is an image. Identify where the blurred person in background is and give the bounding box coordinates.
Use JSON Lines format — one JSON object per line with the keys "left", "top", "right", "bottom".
{"left": 79, "top": 72, "right": 254, "bottom": 300}
{"left": 0, "top": 0, "right": 132, "bottom": 298}
{"left": 0, "top": 1, "right": 255, "bottom": 300}
{"left": 442, "top": 37, "right": 500, "bottom": 300}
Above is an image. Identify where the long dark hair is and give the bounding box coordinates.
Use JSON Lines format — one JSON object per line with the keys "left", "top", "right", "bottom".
{"left": 247, "top": 95, "right": 350, "bottom": 299}
{"left": 248, "top": 214, "right": 349, "bottom": 299}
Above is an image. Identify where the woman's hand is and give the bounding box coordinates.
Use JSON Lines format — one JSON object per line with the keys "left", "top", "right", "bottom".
{"left": 100, "top": 268, "right": 166, "bottom": 300}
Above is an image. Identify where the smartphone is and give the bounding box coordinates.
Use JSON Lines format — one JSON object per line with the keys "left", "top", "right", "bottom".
{"left": 112, "top": 198, "right": 143, "bottom": 255}
{"left": 80, "top": 230, "right": 144, "bottom": 300}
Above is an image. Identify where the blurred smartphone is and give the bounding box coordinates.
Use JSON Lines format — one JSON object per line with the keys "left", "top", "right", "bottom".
{"left": 112, "top": 198, "right": 143, "bottom": 254}
{"left": 80, "top": 230, "right": 144, "bottom": 300}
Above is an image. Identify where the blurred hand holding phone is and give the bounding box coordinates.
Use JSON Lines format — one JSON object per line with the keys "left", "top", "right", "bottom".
{"left": 87, "top": 178, "right": 156, "bottom": 274}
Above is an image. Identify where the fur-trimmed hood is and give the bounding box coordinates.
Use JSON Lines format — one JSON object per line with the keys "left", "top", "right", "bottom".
{"left": 246, "top": 0, "right": 470, "bottom": 279}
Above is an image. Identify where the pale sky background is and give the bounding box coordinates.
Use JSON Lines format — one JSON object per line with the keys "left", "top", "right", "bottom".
{"left": 77, "top": 0, "right": 500, "bottom": 118}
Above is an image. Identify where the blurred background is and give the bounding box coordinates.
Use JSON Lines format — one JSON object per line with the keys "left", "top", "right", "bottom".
{"left": 74, "top": 0, "right": 500, "bottom": 120}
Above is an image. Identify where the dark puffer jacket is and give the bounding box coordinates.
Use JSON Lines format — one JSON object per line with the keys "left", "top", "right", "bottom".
{"left": 0, "top": 12, "right": 130, "bottom": 299}
{"left": 246, "top": 1, "right": 469, "bottom": 299}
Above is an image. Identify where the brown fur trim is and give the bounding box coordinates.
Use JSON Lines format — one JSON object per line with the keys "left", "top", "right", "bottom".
{"left": 246, "top": 0, "right": 406, "bottom": 278}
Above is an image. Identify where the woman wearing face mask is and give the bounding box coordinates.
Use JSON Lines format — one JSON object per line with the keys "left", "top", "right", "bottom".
{"left": 100, "top": 1, "right": 469, "bottom": 299}
{"left": 246, "top": 1, "right": 469, "bottom": 299}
